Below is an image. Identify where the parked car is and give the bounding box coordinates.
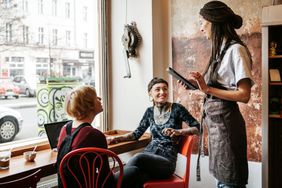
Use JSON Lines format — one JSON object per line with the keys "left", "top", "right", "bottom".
{"left": 83, "top": 76, "right": 95, "bottom": 87}
{"left": 0, "top": 78, "right": 20, "bottom": 99}
{"left": 83, "top": 79, "right": 95, "bottom": 87}
{"left": 0, "top": 106, "right": 23, "bottom": 143}
{"left": 12, "top": 75, "right": 36, "bottom": 97}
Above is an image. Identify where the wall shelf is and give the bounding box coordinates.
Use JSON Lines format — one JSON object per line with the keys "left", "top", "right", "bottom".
{"left": 269, "top": 114, "right": 282, "bottom": 118}
{"left": 262, "top": 23, "right": 282, "bottom": 188}
{"left": 269, "top": 55, "right": 282, "bottom": 59}
{"left": 269, "top": 82, "right": 282, "bottom": 85}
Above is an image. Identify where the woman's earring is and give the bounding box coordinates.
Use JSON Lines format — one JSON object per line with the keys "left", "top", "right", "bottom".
{"left": 149, "top": 96, "right": 153, "bottom": 102}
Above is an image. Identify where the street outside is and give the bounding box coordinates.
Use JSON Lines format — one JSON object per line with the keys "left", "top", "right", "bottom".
{"left": 0, "top": 96, "right": 39, "bottom": 141}
{"left": 0, "top": 0, "right": 96, "bottom": 145}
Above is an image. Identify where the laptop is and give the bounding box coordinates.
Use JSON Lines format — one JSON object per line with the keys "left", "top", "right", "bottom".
{"left": 44, "top": 120, "right": 72, "bottom": 151}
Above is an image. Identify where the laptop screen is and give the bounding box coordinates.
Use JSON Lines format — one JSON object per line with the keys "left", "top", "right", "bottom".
{"left": 44, "top": 120, "right": 71, "bottom": 150}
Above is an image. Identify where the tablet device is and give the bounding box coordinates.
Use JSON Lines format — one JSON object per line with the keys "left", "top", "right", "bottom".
{"left": 44, "top": 120, "right": 71, "bottom": 151}
{"left": 167, "top": 67, "right": 198, "bottom": 90}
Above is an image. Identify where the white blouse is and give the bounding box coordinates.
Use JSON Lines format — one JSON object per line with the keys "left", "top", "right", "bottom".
{"left": 217, "top": 43, "right": 254, "bottom": 90}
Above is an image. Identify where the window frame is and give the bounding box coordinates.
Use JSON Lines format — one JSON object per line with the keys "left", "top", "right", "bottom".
{"left": 0, "top": 0, "right": 110, "bottom": 156}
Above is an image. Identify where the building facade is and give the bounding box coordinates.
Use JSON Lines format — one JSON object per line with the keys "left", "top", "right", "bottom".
{"left": 0, "top": 0, "right": 96, "bottom": 83}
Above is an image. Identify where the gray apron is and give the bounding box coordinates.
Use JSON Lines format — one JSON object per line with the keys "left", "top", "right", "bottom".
{"left": 203, "top": 97, "right": 248, "bottom": 185}
{"left": 202, "top": 41, "right": 248, "bottom": 185}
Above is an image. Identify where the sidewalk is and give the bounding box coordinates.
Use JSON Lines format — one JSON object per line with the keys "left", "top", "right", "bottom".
{"left": 2, "top": 101, "right": 37, "bottom": 109}
{"left": 0, "top": 96, "right": 37, "bottom": 109}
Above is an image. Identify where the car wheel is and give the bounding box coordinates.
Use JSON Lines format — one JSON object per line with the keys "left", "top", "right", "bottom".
{"left": 0, "top": 117, "right": 18, "bottom": 143}
{"left": 25, "top": 89, "right": 31, "bottom": 97}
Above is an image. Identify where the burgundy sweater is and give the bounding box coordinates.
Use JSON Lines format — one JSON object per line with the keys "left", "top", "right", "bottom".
{"left": 57, "top": 125, "right": 107, "bottom": 151}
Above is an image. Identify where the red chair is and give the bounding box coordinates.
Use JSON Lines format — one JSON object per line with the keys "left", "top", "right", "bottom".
{"left": 143, "top": 135, "right": 194, "bottom": 188}
{"left": 59, "top": 147, "right": 124, "bottom": 188}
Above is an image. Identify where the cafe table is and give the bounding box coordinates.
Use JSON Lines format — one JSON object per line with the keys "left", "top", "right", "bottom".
{"left": 0, "top": 130, "right": 151, "bottom": 182}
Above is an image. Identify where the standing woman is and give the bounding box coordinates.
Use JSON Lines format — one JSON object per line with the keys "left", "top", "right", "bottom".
{"left": 185, "top": 1, "right": 254, "bottom": 188}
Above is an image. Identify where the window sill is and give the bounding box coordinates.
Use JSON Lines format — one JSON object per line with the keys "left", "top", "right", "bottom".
{"left": 0, "top": 137, "right": 50, "bottom": 157}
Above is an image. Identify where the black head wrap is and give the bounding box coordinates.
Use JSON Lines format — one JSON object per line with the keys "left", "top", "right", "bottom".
{"left": 199, "top": 1, "right": 242, "bottom": 29}
{"left": 147, "top": 77, "right": 168, "bottom": 92}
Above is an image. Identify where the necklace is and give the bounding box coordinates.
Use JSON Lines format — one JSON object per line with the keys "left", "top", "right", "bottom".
{"left": 154, "top": 103, "right": 171, "bottom": 125}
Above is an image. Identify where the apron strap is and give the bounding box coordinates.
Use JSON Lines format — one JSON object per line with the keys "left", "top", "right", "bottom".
{"left": 196, "top": 108, "right": 205, "bottom": 181}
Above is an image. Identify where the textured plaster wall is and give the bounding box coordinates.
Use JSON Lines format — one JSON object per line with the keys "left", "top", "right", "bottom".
{"left": 171, "top": 0, "right": 272, "bottom": 162}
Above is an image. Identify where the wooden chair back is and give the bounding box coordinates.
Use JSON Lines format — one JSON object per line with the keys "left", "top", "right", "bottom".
{"left": 59, "top": 147, "right": 124, "bottom": 188}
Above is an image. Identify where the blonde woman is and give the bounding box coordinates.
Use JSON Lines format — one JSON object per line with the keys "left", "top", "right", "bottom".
{"left": 57, "top": 85, "right": 139, "bottom": 188}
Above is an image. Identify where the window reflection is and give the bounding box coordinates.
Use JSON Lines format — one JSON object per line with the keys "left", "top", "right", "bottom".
{"left": 0, "top": 0, "right": 99, "bottom": 145}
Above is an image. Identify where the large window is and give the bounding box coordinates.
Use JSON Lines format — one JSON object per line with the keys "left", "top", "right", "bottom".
{"left": 83, "top": 33, "right": 88, "bottom": 48}
{"left": 38, "top": 0, "right": 43, "bottom": 15}
{"left": 83, "top": 6, "right": 88, "bottom": 21}
{"left": 38, "top": 27, "right": 44, "bottom": 45}
{"left": 65, "top": 30, "right": 71, "bottom": 46}
{"left": 3, "top": 0, "right": 12, "bottom": 8}
{"left": 22, "top": 0, "right": 28, "bottom": 13}
{"left": 52, "top": 29, "right": 58, "bottom": 46}
{"left": 22, "top": 25, "right": 29, "bottom": 44}
{"left": 9, "top": 57, "right": 25, "bottom": 77}
{"left": 6, "top": 23, "right": 12, "bottom": 42}
{"left": 65, "top": 2, "right": 70, "bottom": 19}
{"left": 52, "top": 0, "right": 57, "bottom": 16}
{"left": 0, "top": 0, "right": 106, "bottom": 147}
